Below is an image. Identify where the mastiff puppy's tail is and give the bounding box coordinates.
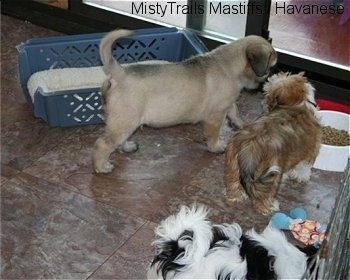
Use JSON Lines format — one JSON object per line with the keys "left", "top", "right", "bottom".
{"left": 99, "top": 29, "right": 134, "bottom": 80}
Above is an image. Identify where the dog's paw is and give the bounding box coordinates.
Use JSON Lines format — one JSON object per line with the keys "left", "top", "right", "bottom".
{"left": 270, "top": 199, "right": 280, "bottom": 212}
{"left": 227, "top": 194, "right": 248, "bottom": 203}
{"left": 262, "top": 200, "right": 280, "bottom": 215}
{"left": 255, "top": 199, "right": 280, "bottom": 216}
{"left": 286, "top": 162, "right": 312, "bottom": 183}
{"left": 120, "top": 141, "right": 139, "bottom": 153}
{"left": 226, "top": 191, "right": 248, "bottom": 203}
{"left": 207, "top": 140, "right": 226, "bottom": 153}
{"left": 95, "top": 161, "right": 115, "bottom": 174}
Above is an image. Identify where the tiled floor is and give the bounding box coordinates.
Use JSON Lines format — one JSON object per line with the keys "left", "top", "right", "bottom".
{"left": 1, "top": 15, "right": 345, "bottom": 279}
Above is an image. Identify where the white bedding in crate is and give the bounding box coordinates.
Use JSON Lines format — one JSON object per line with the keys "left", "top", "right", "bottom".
{"left": 27, "top": 66, "right": 106, "bottom": 101}
{"left": 27, "top": 60, "right": 170, "bottom": 102}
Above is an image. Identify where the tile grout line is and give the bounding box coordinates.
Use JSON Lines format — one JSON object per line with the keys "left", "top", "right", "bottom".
{"left": 85, "top": 220, "right": 149, "bottom": 280}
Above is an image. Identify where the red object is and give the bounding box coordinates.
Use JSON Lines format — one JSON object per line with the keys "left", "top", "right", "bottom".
{"left": 316, "top": 98, "right": 350, "bottom": 114}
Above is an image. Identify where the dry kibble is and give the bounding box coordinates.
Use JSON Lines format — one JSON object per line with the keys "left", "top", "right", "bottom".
{"left": 321, "top": 126, "right": 350, "bottom": 146}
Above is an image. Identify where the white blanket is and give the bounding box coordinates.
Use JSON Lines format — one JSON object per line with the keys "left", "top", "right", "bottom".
{"left": 27, "top": 66, "right": 106, "bottom": 101}
{"left": 27, "top": 60, "right": 170, "bottom": 102}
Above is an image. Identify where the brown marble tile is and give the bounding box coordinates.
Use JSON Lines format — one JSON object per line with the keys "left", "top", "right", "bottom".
{"left": 22, "top": 124, "right": 218, "bottom": 220}
{"left": 1, "top": 121, "right": 96, "bottom": 171}
{"left": 152, "top": 155, "right": 343, "bottom": 232}
{"left": 277, "top": 168, "right": 344, "bottom": 225}
{"left": 1, "top": 172, "right": 145, "bottom": 279}
{"left": 1, "top": 163, "right": 21, "bottom": 180}
{"left": 152, "top": 156, "right": 271, "bottom": 231}
{"left": 1, "top": 16, "right": 64, "bottom": 171}
{"left": 90, "top": 221, "right": 157, "bottom": 279}
{"left": 1, "top": 17, "right": 62, "bottom": 79}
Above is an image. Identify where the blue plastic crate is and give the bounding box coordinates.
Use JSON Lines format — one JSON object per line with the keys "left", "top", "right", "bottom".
{"left": 17, "top": 27, "right": 208, "bottom": 127}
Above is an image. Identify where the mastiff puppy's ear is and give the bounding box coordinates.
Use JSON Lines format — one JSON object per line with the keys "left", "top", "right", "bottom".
{"left": 246, "top": 43, "right": 277, "bottom": 77}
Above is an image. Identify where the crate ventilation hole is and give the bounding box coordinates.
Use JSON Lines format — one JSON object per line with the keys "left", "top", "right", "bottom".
{"left": 64, "top": 91, "right": 103, "bottom": 123}
{"left": 47, "top": 44, "right": 101, "bottom": 68}
{"left": 114, "top": 39, "right": 160, "bottom": 62}
{"left": 46, "top": 38, "right": 163, "bottom": 67}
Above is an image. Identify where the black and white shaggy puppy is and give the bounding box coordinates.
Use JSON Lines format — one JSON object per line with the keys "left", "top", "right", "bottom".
{"left": 147, "top": 205, "right": 317, "bottom": 279}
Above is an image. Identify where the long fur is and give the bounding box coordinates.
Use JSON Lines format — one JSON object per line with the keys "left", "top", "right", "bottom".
{"left": 225, "top": 72, "right": 321, "bottom": 215}
{"left": 148, "top": 205, "right": 316, "bottom": 279}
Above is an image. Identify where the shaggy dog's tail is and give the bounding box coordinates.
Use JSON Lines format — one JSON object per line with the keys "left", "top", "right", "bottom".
{"left": 148, "top": 205, "right": 213, "bottom": 279}
{"left": 237, "top": 139, "right": 281, "bottom": 198}
{"left": 99, "top": 29, "right": 133, "bottom": 79}
{"left": 226, "top": 131, "right": 281, "bottom": 201}
{"left": 148, "top": 205, "right": 243, "bottom": 279}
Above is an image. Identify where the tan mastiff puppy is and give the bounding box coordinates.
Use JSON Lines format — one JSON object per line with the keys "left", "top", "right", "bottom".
{"left": 93, "top": 29, "right": 277, "bottom": 173}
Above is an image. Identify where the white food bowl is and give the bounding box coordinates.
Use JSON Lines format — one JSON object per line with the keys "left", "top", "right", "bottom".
{"left": 313, "top": 110, "right": 350, "bottom": 172}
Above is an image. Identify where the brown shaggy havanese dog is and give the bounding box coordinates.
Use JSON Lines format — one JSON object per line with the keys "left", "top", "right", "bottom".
{"left": 225, "top": 72, "right": 321, "bottom": 215}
